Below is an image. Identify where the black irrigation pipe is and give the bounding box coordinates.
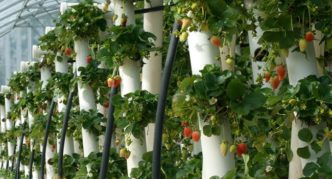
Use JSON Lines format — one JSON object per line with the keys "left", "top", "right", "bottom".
{"left": 28, "top": 143, "right": 35, "bottom": 179}
{"left": 57, "top": 89, "right": 76, "bottom": 179}
{"left": 134, "top": 3, "right": 175, "bottom": 14}
{"left": 152, "top": 21, "right": 181, "bottom": 179}
{"left": 40, "top": 100, "right": 56, "bottom": 179}
{"left": 11, "top": 142, "right": 17, "bottom": 171}
{"left": 15, "top": 124, "right": 26, "bottom": 179}
{"left": 99, "top": 87, "right": 118, "bottom": 179}
{"left": 5, "top": 159, "right": 9, "bottom": 170}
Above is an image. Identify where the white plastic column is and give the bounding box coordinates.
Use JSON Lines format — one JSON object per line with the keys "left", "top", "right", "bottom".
{"left": 142, "top": 0, "right": 163, "bottom": 152}
{"left": 0, "top": 98, "right": 6, "bottom": 170}
{"left": 40, "top": 58, "right": 54, "bottom": 179}
{"left": 2, "top": 86, "right": 14, "bottom": 169}
{"left": 113, "top": 0, "right": 146, "bottom": 175}
{"left": 55, "top": 53, "right": 75, "bottom": 156}
{"left": 20, "top": 61, "right": 30, "bottom": 177}
{"left": 187, "top": 31, "right": 235, "bottom": 178}
{"left": 286, "top": 43, "right": 322, "bottom": 178}
{"left": 74, "top": 39, "right": 98, "bottom": 169}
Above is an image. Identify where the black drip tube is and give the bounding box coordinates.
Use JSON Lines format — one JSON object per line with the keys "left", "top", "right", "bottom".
{"left": 152, "top": 21, "right": 181, "bottom": 179}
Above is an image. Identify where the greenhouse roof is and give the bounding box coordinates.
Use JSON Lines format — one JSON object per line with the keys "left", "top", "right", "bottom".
{"left": 0, "top": 0, "right": 80, "bottom": 38}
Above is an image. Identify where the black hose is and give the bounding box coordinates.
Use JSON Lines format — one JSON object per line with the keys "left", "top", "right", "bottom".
{"left": 15, "top": 123, "right": 26, "bottom": 179}
{"left": 28, "top": 143, "right": 35, "bottom": 179}
{"left": 11, "top": 141, "right": 17, "bottom": 171}
{"left": 40, "top": 100, "right": 56, "bottom": 179}
{"left": 134, "top": 4, "right": 175, "bottom": 14}
{"left": 99, "top": 87, "right": 117, "bottom": 179}
{"left": 152, "top": 21, "right": 181, "bottom": 179}
{"left": 57, "top": 90, "right": 76, "bottom": 179}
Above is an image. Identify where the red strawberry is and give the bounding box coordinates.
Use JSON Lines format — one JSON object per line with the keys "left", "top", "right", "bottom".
{"left": 107, "top": 76, "right": 121, "bottom": 88}
{"left": 183, "top": 127, "right": 192, "bottom": 138}
{"left": 86, "top": 55, "right": 92, "bottom": 63}
{"left": 271, "top": 77, "right": 280, "bottom": 90}
{"left": 305, "top": 31, "right": 314, "bottom": 42}
{"left": 276, "top": 65, "right": 287, "bottom": 81}
{"left": 65, "top": 47, "right": 71, "bottom": 57}
{"left": 237, "top": 143, "right": 247, "bottom": 156}
{"left": 103, "top": 101, "right": 109, "bottom": 108}
{"left": 191, "top": 131, "right": 200, "bottom": 142}
{"left": 181, "top": 121, "right": 189, "bottom": 127}
{"left": 210, "top": 36, "right": 221, "bottom": 47}
{"left": 264, "top": 72, "right": 271, "bottom": 82}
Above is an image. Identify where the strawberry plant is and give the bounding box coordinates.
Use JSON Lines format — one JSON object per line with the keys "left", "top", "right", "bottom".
{"left": 113, "top": 90, "right": 158, "bottom": 139}
{"left": 97, "top": 24, "right": 157, "bottom": 67}
{"left": 172, "top": 65, "right": 266, "bottom": 136}
{"left": 57, "top": 0, "right": 107, "bottom": 40}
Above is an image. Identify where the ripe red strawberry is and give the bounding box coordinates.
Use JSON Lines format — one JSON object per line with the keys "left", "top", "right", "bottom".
{"left": 191, "top": 131, "right": 200, "bottom": 142}
{"left": 210, "top": 36, "right": 221, "bottom": 47}
{"left": 65, "top": 47, "right": 71, "bottom": 57}
{"left": 107, "top": 76, "right": 121, "bottom": 88}
{"left": 271, "top": 77, "right": 280, "bottom": 90}
{"left": 305, "top": 31, "right": 314, "bottom": 42}
{"left": 183, "top": 127, "right": 192, "bottom": 138}
{"left": 237, "top": 143, "right": 247, "bottom": 156}
{"left": 264, "top": 72, "right": 271, "bottom": 82}
{"left": 103, "top": 101, "right": 109, "bottom": 108}
{"left": 276, "top": 65, "right": 286, "bottom": 81}
{"left": 86, "top": 55, "right": 92, "bottom": 63}
{"left": 181, "top": 121, "right": 189, "bottom": 127}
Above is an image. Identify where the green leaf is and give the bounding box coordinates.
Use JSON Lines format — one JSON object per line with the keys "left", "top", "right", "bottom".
{"left": 297, "top": 146, "right": 311, "bottom": 159}
{"left": 298, "top": 128, "right": 313, "bottom": 143}
{"left": 205, "top": 0, "right": 227, "bottom": 17}
{"left": 203, "top": 125, "right": 212, "bottom": 136}
{"left": 303, "top": 162, "right": 319, "bottom": 176}
{"left": 243, "top": 90, "right": 266, "bottom": 110}
{"left": 226, "top": 78, "right": 245, "bottom": 100}
{"left": 223, "top": 169, "right": 236, "bottom": 179}
{"left": 310, "top": 141, "right": 322, "bottom": 153}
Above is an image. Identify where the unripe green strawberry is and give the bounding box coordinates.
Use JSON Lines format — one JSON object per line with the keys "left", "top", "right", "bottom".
{"left": 299, "top": 39, "right": 307, "bottom": 52}
{"left": 229, "top": 144, "right": 237, "bottom": 153}
{"left": 226, "top": 58, "right": 233, "bottom": 65}
{"left": 220, "top": 142, "right": 228, "bottom": 156}
{"left": 288, "top": 99, "right": 296, "bottom": 105}
{"left": 329, "top": 109, "right": 332, "bottom": 117}
{"left": 179, "top": 32, "right": 189, "bottom": 42}
{"left": 280, "top": 49, "right": 289, "bottom": 58}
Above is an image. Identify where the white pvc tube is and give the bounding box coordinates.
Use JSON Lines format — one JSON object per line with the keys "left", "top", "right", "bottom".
{"left": 287, "top": 42, "right": 319, "bottom": 178}
{"left": 113, "top": 0, "right": 147, "bottom": 174}
{"left": 113, "top": 0, "right": 135, "bottom": 26}
{"left": 142, "top": 0, "right": 163, "bottom": 151}
{"left": 187, "top": 31, "right": 235, "bottom": 178}
{"left": 119, "top": 59, "right": 145, "bottom": 174}
{"left": 125, "top": 134, "right": 146, "bottom": 175}
{"left": 2, "top": 86, "right": 14, "bottom": 168}
{"left": 74, "top": 39, "right": 98, "bottom": 157}
{"left": 187, "top": 31, "right": 220, "bottom": 74}
{"left": 55, "top": 53, "right": 74, "bottom": 156}
{"left": 286, "top": 43, "right": 318, "bottom": 86}
{"left": 0, "top": 104, "right": 6, "bottom": 134}
{"left": 40, "top": 63, "right": 55, "bottom": 179}
{"left": 198, "top": 117, "right": 235, "bottom": 178}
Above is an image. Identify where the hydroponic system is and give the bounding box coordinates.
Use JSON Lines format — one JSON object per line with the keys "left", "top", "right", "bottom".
{"left": 0, "top": 0, "right": 332, "bottom": 178}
